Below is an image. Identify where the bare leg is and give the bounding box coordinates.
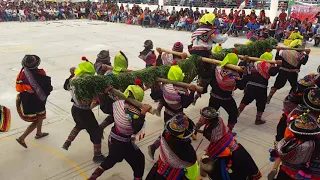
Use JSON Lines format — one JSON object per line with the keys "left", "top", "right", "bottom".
{"left": 268, "top": 158, "right": 281, "bottom": 180}
{"left": 19, "top": 121, "right": 38, "bottom": 142}
{"left": 36, "top": 119, "right": 43, "bottom": 135}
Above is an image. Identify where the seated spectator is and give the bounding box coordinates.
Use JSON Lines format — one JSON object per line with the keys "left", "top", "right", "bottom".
{"left": 176, "top": 14, "right": 187, "bottom": 30}
{"left": 312, "top": 24, "right": 320, "bottom": 46}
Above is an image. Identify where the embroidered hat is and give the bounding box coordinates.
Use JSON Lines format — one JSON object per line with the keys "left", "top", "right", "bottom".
{"left": 220, "top": 53, "right": 238, "bottom": 67}
{"left": 303, "top": 87, "right": 320, "bottom": 111}
{"left": 165, "top": 114, "right": 195, "bottom": 139}
{"left": 22, "top": 55, "right": 41, "bottom": 69}
{"left": 288, "top": 109, "right": 320, "bottom": 135}
{"left": 200, "top": 13, "right": 215, "bottom": 25}
{"left": 201, "top": 107, "right": 219, "bottom": 120}
{"left": 298, "top": 73, "right": 317, "bottom": 87}
{"left": 113, "top": 51, "right": 128, "bottom": 75}
{"left": 172, "top": 42, "right": 184, "bottom": 52}
{"left": 167, "top": 64, "right": 184, "bottom": 82}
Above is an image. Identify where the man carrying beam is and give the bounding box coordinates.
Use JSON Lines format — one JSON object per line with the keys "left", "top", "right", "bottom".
{"left": 87, "top": 79, "right": 152, "bottom": 180}
{"left": 267, "top": 46, "right": 310, "bottom": 104}
{"left": 237, "top": 50, "right": 280, "bottom": 125}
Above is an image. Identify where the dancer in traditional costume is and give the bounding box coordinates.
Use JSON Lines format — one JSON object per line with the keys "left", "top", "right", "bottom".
{"left": 189, "top": 13, "right": 228, "bottom": 94}
{"left": 62, "top": 57, "right": 105, "bottom": 163}
{"left": 238, "top": 50, "right": 280, "bottom": 125}
{"left": 268, "top": 87, "right": 320, "bottom": 180}
{"left": 156, "top": 42, "right": 184, "bottom": 66}
{"left": 139, "top": 40, "right": 156, "bottom": 68}
{"left": 275, "top": 73, "right": 320, "bottom": 143}
{"left": 270, "top": 105, "right": 320, "bottom": 180}
{"left": 98, "top": 52, "right": 131, "bottom": 130}
{"left": 197, "top": 107, "right": 262, "bottom": 180}
{"left": 94, "top": 50, "right": 111, "bottom": 75}
{"left": 153, "top": 42, "right": 185, "bottom": 114}
{"left": 87, "top": 82, "right": 152, "bottom": 180}
{"left": 15, "top": 55, "right": 53, "bottom": 148}
{"left": 267, "top": 47, "right": 310, "bottom": 103}
{"left": 146, "top": 114, "right": 198, "bottom": 180}
{"left": 148, "top": 63, "right": 196, "bottom": 159}
{"left": 204, "top": 52, "right": 241, "bottom": 136}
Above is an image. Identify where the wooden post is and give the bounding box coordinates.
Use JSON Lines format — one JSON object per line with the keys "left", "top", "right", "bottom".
{"left": 109, "top": 88, "right": 158, "bottom": 116}
{"left": 156, "top": 78, "right": 204, "bottom": 92}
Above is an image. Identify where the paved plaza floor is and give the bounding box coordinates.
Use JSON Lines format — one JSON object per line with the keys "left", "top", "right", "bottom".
{"left": 0, "top": 20, "right": 319, "bottom": 180}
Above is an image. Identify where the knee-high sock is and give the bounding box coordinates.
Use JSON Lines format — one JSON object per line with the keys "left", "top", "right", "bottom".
{"left": 237, "top": 103, "right": 247, "bottom": 117}
{"left": 256, "top": 111, "right": 264, "bottom": 121}
{"left": 88, "top": 166, "right": 104, "bottom": 180}
{"left": 93, "top": 144, "right": 102, "bottom": 156}
{"left": 66, "top": 127, "right": 80, "bottom": 143}
{"left": 268, "top": 87, "right": 277, "bottom": 100}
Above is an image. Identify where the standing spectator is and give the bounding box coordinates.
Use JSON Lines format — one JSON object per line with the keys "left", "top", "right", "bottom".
{"left": 279, "top": 9, "right": 287, "bottom": 22}
{"left": 120, "top": 4, "right": 124, "bottom": 12}
{"left": 194, "top": 7, "right": 200, "bottom": 20}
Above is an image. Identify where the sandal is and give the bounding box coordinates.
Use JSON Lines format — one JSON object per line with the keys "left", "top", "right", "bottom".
{"left": 16, "top": 138, "right": 28, "bottom": 148}
{"left": 35, "top": 132, "right": 49, "bottom": 139}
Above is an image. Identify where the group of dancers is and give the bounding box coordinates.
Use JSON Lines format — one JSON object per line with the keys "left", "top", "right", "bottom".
{"left": 12, "top": 13, "right": 320, "bottom": 180}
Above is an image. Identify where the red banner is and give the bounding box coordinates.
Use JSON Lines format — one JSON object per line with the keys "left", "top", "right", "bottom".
{"left": 290, "top": 4, "right": 320, "bottom": 23}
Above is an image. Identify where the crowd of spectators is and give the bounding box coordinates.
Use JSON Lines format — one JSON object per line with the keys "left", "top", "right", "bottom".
{"left": 1, "top": 0, "right": 319, "bottom": 46}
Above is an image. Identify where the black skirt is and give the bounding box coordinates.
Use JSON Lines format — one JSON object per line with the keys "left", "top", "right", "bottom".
{"left": 208, "top": 144, "right": 261, "bottom": 180}
{"left": 16, "top": 92, "right": 46, "bottom": 122}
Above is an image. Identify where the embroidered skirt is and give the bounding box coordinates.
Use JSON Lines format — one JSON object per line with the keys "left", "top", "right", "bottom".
{"left": 16, "top": 92, "right": 46, "bottom": 122}
{"left": 0, "top": 105, "right": 11, "bottom": 132}
{"left": 208, "top": 144, "right": 261, "bottom": 180}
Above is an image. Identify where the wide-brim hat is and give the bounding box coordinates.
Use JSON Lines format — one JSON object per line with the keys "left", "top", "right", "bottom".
{"left": 288, "top": 110, "right": 320, "bottom": 136}
{"left": 97, "top": 50, "right": 110, "bottom": 61}
{"left": 201, "top": 107, "right": 219, "bottom": 120}
{"left": 22, "top": 55, "right": 41, "bottom": 69}
{"left": 165, "top": 114, "right": 195, "bottom": 139}
{"left": 303, "top": 87, "right": 320, "bottom": 111}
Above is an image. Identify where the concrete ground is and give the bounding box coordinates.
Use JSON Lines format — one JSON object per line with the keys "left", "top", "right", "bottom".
{"left": 0, "top": 20, "right": 319, "bottom": 180}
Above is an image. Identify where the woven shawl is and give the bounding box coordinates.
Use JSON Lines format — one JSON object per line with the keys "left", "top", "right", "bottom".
{"left": 159, "top": 136, "right": 194, "bottom": 169}
{"left": 281, "top": 50, "right": 300, "bottom": 67}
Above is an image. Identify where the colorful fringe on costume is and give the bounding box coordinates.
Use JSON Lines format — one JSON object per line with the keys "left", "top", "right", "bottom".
{"left": 0, "top": 105, "right": 11, "bottom": 132}
{"left": 16, "top": 94, "right": 46, "bottom": 122}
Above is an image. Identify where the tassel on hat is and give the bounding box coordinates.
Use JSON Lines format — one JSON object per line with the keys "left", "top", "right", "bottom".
{"left": 135, "top": 78, "right": 141, "bottom": 85}
{"left": 232, "top": 49, "right": 237, "bottom": 54}
{"left": 82, "top": 56, "right": 88, "bottom": 61}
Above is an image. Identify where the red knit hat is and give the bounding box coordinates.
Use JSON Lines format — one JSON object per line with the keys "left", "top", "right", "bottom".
{"left": 172, "top": 42, "right": 184, "bottom": 52}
